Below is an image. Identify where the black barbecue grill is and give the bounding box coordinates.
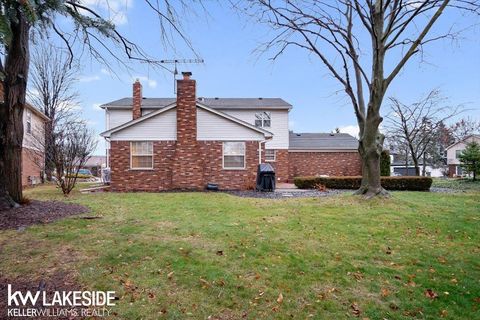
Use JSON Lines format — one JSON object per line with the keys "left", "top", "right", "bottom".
{"left": 256, "top": 163, "right": 276, "bottom": 192}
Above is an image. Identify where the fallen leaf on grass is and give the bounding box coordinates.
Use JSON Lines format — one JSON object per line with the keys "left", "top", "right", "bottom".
{"left": 386, "top": 247, "right": 392, "bottom": 255}
{"left": 389, "top": 302, "right": 399, "bottom": 310}
{"left": 350, "top": 302, "right": 361, "bottom": 317}
{"left": 437, "top": 256, "right": 447, "bottom": 264}
{"left": 167, "top": 271, "right": 174, "bottom": 279}
{"left": 216, "top": 250, "right": 224, "bottom": 256}
{"left": 348, "top": 271, "right": 363, "bottom": 281}
{"left": 440, "top": 309, "right": 448, "bottom": 317}
{"left": 200, "top": 278, "right": 210, "bottom": 288}
{"left": 381, "top": 288, "right": 390, "bottom": 297}
{"left": 424, "top": 289, "right": 439, "bottom": 299}
{"left": 277, "top": 293, "right": 283, "bottom": 304}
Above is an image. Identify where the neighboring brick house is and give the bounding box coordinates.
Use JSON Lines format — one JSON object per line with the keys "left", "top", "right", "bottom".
{"left": 100, "top": 72, "right": 360, "bottom": 191}
{"left": 288, "top": 132, "right": 361, "bottom": 180}
{"left": 21, "top": 104, "right": 49, "bottom": 186}
{"left": 446, "top": 134, "right": 480, "bottom": 177}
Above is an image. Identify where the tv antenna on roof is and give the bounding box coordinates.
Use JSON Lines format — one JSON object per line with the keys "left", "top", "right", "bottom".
{"left": 160, "top": 59, "right": 204, "bottom": 93}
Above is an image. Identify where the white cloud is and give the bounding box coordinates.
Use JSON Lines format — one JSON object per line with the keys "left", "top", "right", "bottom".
{"left": 79, "top": 75, "right": 101, "bottom": 82}
{"left": 336, "top": 124, "right": 386, "bottom": 138}
{"left": 134, "top": 76, "right": 157, "bottom": 89}
{"left": 337, "top": 125, "right": 359, "bottom": 138}
{"left": 81, "top": 0, "right": 133, "bottom": 26}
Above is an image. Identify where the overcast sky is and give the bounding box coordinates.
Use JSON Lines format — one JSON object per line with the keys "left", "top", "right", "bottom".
{"left": 50, "top": 1, "right": 480, "bottom": 155}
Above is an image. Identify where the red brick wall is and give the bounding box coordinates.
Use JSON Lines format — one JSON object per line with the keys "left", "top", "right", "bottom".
{"left": 267, "top": 149, "right": 289, "bottom": 182}
{"left": 199, "top": 141, "right": 263, "bottom": 190}
{"left": 288, "top": 151, "right": 362, "bottom": 180}
{"left": 448, "top": 164, "right": 456, "bottom": 177}
{"left": 110, "top": 141, "right": 176, "bottom": 192}
{"left": 22, "top": 147, "right": 44, "bottom": 187}
{"left": 110, "top": 140, "right": 263, "bottom": 191}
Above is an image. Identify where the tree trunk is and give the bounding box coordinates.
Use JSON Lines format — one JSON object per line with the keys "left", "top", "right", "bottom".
{"left": 422, "top": 153, "right": 427, "bottom": 176}
{"left": 354, "top": 100, "right": 388, "bottom": 198}
{"left": 412, "top": 157, "right": 420, "bottom": 176}
{"left": 473, "top": 162, "right": 477, "bottom": 181}
{"left": 44, "top": 121, "right": 54, "bottom": 181}
{"left": 0, "top": 8, "right": 31, "bottom": 206}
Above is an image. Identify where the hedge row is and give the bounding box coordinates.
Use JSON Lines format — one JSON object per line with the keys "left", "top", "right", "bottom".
{"left": 65, "top": 173, "right": 92, "bottom": 179}
{"left": 293, "top": 176, "right": 432, "bottom": 191}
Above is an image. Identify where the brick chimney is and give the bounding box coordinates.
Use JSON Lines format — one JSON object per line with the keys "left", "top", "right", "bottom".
{"left": 132, "top": 79, "right": 142, "bottom": 120}
{"left": 172, "top": 72, "right": 204, "bottom": 189}
{"left": 176, "top": 72, "right": 196, "bottom": 143}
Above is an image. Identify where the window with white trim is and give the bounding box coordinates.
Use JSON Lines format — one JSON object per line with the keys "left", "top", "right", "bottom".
{"left": 223, "top": 142, "right": 245, "bottom": 169}
{"left": 131, "top": 141, "right": 153, "bottom": 169}
{"left": 455, "top": 150, "right": 463, "bottom": 159}
{"left": 255, "top": 112, "right": 271, "bottom": 128}
{"left": 26, "top": 110, "right": 32, "bottom": 134}
{"left": 265, "top": 149, "right": 276, "bottom": 162}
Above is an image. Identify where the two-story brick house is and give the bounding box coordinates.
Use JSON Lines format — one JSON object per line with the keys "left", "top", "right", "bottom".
{"left": 100, "top": 72, "right": 361, "bottom": 191}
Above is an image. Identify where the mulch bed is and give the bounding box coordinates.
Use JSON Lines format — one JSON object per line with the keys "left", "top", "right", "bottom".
{"left": 0, "top": 200, "right": 89, "bottom": 231}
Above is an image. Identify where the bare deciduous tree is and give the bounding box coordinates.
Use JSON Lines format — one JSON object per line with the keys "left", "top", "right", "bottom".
{"left": 53, "top": 122, "right": 97, "bottom": 196}
{"left": 450, "top": 117, "right": 480, "bottom": 141}
{"left": 29, "top": 44, "right": 80, "bottom": 182}
{"left": 386, "top": 90, "right": 462, "bottom": 176}
{"left": 238, "top": 0, "right": 479, "bottom": 197}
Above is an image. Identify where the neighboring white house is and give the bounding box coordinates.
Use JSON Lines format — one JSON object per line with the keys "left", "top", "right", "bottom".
{"left": 389, "top": 153, "right": 445, "bottom": 177}
{"left": 445, "top": 134, "right": 480, "bottom": 177}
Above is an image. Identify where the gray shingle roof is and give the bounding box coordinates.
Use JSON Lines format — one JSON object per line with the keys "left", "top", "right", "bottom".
{"left": 289, "top": 132, "right": 358, "bottom": 150}
{"left": 101, "top": 97, "right": 292, "bottom": 110}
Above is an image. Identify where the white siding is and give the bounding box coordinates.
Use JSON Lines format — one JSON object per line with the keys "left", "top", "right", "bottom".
{"left": 110, "top": 108, "right": 177, "bottom": 141}
{"left": 197, "top": 108, "right": 265, "bottom": 141}
{"left": 22, "top": 109, "right": 45, "bottom": 151}
{"left": 107, "top": 109, "right": 132, "bottom": 129}
{"left": 447, "top": 136, "right": 480, "bottom": 165}
{"left": 218, "top": 109, "right": 289, "bottom": 149}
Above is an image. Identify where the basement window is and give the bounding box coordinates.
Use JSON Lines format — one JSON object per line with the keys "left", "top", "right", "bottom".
{"left": 255, "top": 112, "right": 271, "bottom": 128}
{"left": 131, "top": 141, "right": 153, "bottom": 169}
{"left": 265, "top": 149, "right": 276, "bottom": 162}
{"left": 223, "top": 142, "right": 245, "bottom": 169}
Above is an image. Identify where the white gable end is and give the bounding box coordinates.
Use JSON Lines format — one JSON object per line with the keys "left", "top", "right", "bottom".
{"left": 110, "top": 108, "right": 177, "bottom": 141}
{"left": 197, "top": 108, "right": 265, "bottom": 141}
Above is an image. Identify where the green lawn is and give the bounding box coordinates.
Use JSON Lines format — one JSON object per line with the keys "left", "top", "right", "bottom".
{"left": 1, "top": 186, "right": 479, "bottom": 319}
{"left": 432, "top": 177, "right": 480, "bottom": 191}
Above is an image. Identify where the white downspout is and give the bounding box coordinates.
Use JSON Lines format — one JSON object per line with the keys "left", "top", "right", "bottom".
{"left": 258, "top": 140, "right": 267, "bottom": 164}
